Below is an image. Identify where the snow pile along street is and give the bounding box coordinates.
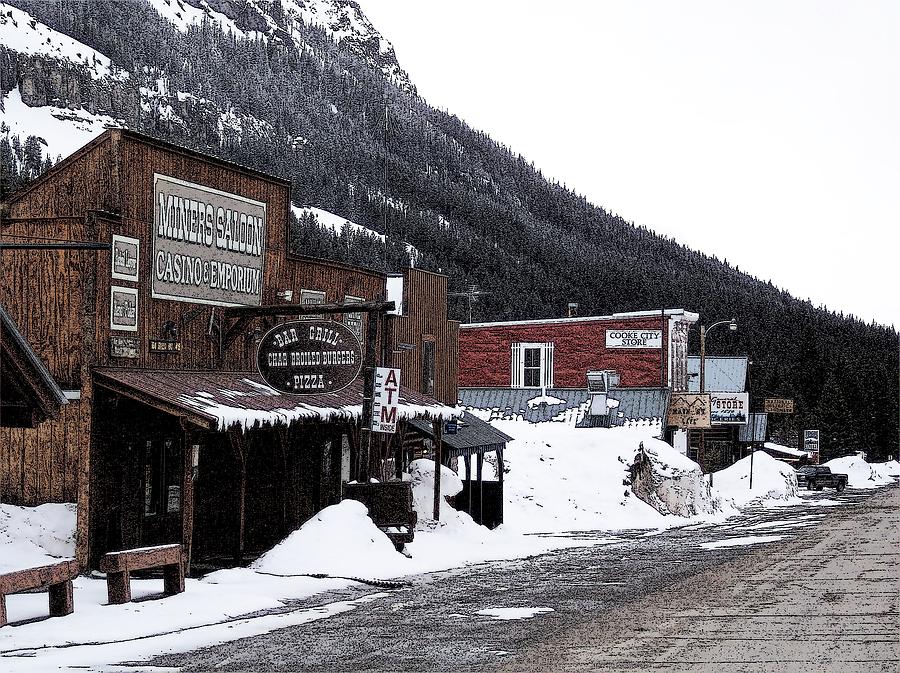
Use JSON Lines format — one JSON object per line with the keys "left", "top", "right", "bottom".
{"left": 823, "top": 455, "right": 895, "bottom": 488}
{"left": 631, "top": 440, "right": 736, "bottom": 517}
{"left": 0, "top": 502, "right": 76, "bottom": 573}
{"left": 250, "top": 499, "right": 410, "bottom": 578}
{"left": 712, "top": 451, "right": 800, "bottom": 507}
{"left": 493, "top": 422, "right": 731, "bottom": 531}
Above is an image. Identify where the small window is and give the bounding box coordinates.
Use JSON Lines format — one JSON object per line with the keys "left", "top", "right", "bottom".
{"left": 523, "top": 347, "right": 541, "bottom": 387}
{"left": 422, "top": 340, "right": 435, "bottom": 395}
{"left": 511, "top": 342, "right": 554, "bottom": 389}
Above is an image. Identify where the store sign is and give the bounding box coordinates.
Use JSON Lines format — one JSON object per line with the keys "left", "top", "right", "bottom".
{"left": 110, "top": 286, "right": 138, "bottom": 331}
{"left": 110, "top": 335, "right": 139, "bottom": 359}
{"left": 764, "top": 398, "right": 795, "bottom": 414}
{"left": 605, "top": 329, "right": 662, "bottom": 349}
{"left": 710, "top": 392, "right": 749, "bottom": 425}
{"left": 371, "top": 367, "right": 401, "bottom": 434}
{"left": 667, "top": 393, "right": 711, "bottom": 428}
{"left": 256, "top": 320, "right": 362, "bottom": 395}
{"left": 804, "top": 429, "right": 820, "bottom": 452}
{"left": 152, "top": 174, "right": 266, "bottom": 307}
{"left": 111, "top": 235, "right": 140, "bottom": 281}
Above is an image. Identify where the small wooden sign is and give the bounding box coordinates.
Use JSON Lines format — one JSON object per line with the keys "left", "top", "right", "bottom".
{"left": 149, "top": 339, "right": 182, "bottom": 353}
{"left": 667, "top": 393, "right": 711, "bottom": 429}
{"left": 110, "top": 335, "right": 139, "bottom": 359}
{"left": 764, "top": 398, "right": 794, "bottom": 414}
{"left": 257, "top": 320, "right": 362, "bottom": 395}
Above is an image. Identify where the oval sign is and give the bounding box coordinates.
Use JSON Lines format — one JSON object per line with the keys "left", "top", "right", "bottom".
{"left": 256, "top": 320, "right": 362, "bottom": 395}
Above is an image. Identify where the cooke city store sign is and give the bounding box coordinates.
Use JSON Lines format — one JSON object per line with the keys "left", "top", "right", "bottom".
{"left": 605, "top": 329, "right": 662, "bottom": 349}
{"left": 152, "top": 174, "right": 266, "bottom": 307}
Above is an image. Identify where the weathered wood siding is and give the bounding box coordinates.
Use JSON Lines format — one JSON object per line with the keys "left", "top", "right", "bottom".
{"left": 459, "top": 316, "right": 670, "bottom": 388}
{"left": 0, "top": 399, "right": 86, "bottom": 505}
{"left": 5, "top": 134, "right": 118, "bottom": 219}
{"left": 394, "top": 269, "right": 458, "bottom": 405}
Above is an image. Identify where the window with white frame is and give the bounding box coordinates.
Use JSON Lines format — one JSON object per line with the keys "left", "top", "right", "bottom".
{"left": 511, "top": 342, "right": 554, "bottom": 388}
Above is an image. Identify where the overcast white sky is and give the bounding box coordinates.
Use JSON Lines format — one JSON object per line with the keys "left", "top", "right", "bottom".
{"left": 358, "top": 0, "right": 899, "bottom": 328}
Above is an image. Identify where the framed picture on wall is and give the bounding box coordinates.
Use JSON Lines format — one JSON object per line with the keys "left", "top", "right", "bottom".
{"left": 110, "top": 286, "right": 138, "bottom": 332}
{"left": 111, "top": 235, "right": 140, "bottom": 281}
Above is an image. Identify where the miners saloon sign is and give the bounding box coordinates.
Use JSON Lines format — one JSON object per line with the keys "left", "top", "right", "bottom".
{"left": 152, "top": 174, "right": 266, "bottom": 307}
{"left": 257, "top": 321, "right": 362, "bottom": 395}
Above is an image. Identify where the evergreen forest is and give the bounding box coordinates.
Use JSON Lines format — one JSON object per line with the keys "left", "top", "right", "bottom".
{"left": 1, "top": 0, "right": 896, "bottom": 459}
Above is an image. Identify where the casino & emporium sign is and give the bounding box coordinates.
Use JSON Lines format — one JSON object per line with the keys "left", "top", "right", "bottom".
{"left": 152, "top": 174, "right": 266, "bottom": 307}
{"left": 257, "top": 320, "right": 362, "bottom": 395}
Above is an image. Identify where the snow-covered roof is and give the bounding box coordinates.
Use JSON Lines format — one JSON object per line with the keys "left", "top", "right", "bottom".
{"left": 95, "top": 369, "right": 457, "bottom": 431}
{"left": 461, "top": 309, "right": 698, "bottom": 329}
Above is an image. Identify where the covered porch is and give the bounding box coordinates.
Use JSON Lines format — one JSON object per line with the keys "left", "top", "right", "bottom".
{"left": 89, "top": 369, "right": 455, "bottom": 572}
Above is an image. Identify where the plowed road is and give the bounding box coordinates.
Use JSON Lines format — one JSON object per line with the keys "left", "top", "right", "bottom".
{"left": 151, "top": 485, "right": 899, "bottom": 672}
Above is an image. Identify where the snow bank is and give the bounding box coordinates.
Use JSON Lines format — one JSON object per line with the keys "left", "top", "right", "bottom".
{"left": 631, "top": 441, "right": 734, "bottom": 517}
{"left": 407, "top": 458, "right": 464, "bottom": 523}
{"left": 493, "top": 422, "right": 727, "bottom": 532}
{"left": 0, "top": 502, "right": 76, "bottom": 573}
{"left": 713, "top": 451, "right": 799, "bottom": 507}
{"left": 823, "top": 456, "right": 894, "bottom": 488}
{"left": 873, "top": 459, "right": 900, "bottom": 477}
{"left": 251, "top": 499, "right": 408, "bottom": 577}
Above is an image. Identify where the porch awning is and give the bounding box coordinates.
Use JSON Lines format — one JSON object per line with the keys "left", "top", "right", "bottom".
{"left": 407, "top": 411, "right": 513, "bottom": 457}
{"left": 94, "top": 369, "right": 459, "bottom": 431}
{"left": 1, "top": 304, "right": 68, "bottom": 427}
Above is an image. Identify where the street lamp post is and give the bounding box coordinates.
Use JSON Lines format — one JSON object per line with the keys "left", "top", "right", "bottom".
{"left": 699, "top": 318, "right": 737, "bottom": 485}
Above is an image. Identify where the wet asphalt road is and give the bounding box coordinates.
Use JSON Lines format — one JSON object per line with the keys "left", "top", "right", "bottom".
{"left": 149, "top": 485, "right": 898, "bottom": 672}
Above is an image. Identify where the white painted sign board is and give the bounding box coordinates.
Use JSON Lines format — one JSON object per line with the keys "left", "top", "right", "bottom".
{"left": 605, "top": 329, "right": 662, "bottom": 349}
{"left": 371, "top": 367, "right": 401, "bottom": 433}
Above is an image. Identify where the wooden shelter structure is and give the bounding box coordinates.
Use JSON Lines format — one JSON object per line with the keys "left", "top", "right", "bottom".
{"left": 407, "top": 412, "right": 512, "bottom": 528}
{"left": 0, "top": 129, "right": 459, "bottom": 570}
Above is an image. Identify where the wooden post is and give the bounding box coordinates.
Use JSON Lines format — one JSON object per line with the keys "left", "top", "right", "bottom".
{"left": 464, "top": 454, "right": 473, "bottom": 516}
{"left": 497, "top": 447, "right": 504, "bottom": 525}
{"left": 180, "top": 420, "right": 196, "bottom": 576}
{"left": 476, "top": 451, "right": 484, "bottom": 525}
{"left": 228, "top": 430, "right": 248, "bottom": 565}
{"left": 359, "top": 311, "right": 380, "bottom": 482}
{"left": 432, "top": 419, "right": 443, "bottom": 521}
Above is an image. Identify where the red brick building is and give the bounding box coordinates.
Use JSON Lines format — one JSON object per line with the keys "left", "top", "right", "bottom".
{"left": 459, "top": 310, "right": 698, "bottom": 391}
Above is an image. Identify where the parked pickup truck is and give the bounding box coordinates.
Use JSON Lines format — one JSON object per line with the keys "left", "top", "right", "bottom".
{"left": 796, "top": 466, "right": 848, "bottom": 492}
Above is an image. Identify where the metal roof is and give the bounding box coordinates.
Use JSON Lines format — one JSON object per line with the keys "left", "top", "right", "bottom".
{"left": 738, "top": 413, "right": 768, "bottom": 442}
{"left": 458, "top": 388, "right": 590, "bottom": 423}
{"left": 407, "top": 411, "right": 512, "bottom": 456}
{"left": 95, "top": 369, "right": 456, "bottom": 431}
{"left": 458, "top": 387, "right": 669, "bottom": 426}
{"left": 606, "top": 388, "right": 671, "bottom": 426}
{"left": 686, "top": 356, "right": 749, "bottom": 393}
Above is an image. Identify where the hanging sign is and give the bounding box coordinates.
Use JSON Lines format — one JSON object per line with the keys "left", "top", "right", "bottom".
{"left": 764, "top": 398, "right": 794, "bottom": 414}
{"left": 371, "top": 367, "right": 401, "bottom": 434}
{"left": 605, "top": 329, "right": 662, "bottom": 349}
{"left": 152, "top": 174, "right": 266, "bottom": 307}
{"left": 710, "top": 392, "right": 749, "bottom": 425}
{"left": 667, "top": 393, "right": 711, "bottom": 428}
{"left": 256, "top": 320, "right": 362, "bottom": 395}
{"left": 804, "top": 429, "right": 820, "bottom": 452}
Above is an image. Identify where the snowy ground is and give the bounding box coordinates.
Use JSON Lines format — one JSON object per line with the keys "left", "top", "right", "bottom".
{"left": 1, "top": 424, "right": 896, "bottom": 672}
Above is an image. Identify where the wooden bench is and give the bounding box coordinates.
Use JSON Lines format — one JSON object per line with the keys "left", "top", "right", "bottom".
{"left": 98, "top": 544, "right": 184, "bottom": 605}
{"left": 0, "top": 559, "right": 78, "bottom": 627}
{"left": 342, "top": 482, "right": 417, "bottom": 549}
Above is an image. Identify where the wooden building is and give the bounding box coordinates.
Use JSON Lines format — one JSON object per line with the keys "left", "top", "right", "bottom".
{"left": 0, "top": 129, "right": 459, "bottom": 570}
